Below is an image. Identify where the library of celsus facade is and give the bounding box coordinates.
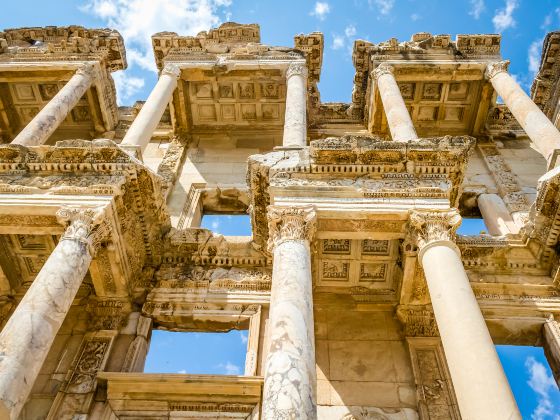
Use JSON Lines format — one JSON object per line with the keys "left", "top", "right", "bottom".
{"left": 0, "top": 21, "right": 560, "bottom": 419}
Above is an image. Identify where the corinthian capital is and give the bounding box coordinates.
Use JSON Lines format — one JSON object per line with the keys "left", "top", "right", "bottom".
{"left": 161, "top": 63, "right": 181, "bottom": 78}
{"left": 485, "top": 60, "right": 510, "bottom": 80}
{"left": 286, "top": 62, "right": 308, "bottom": 80}
{"left": 267, "top": 205, "right": 316, "bottom": 252}
{"left": 75, "top": 63, "right": 96, "bottom": 78}
{"left": 409, "top": 209, "right": 461, "bottom": 257}
{"left": 372, "top": 63, "right": 394, "bottom": 81}
{"left": 56, "top": 206, "right": 109, "bottom": 256}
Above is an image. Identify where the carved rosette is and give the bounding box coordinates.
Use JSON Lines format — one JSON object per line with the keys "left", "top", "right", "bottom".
{"left": 286, "top": 62, "right": 308, "bottom": 80}
{"left": 372, "top": 63, "right": 394, "bottom": 81}
{"left": 409, "top": 210, "right": 462, "bottom": 259}
{"left": 267, "top": 205, "right": 316, "bottom": 252}
{"left": 485, "top": 60, "right": 510, "bottom": 80}
{"left": 161, "top": 63, "right": 181, "bottom": 79}
{"left": 56, "top": 206, "right": 109, "bottom": 256}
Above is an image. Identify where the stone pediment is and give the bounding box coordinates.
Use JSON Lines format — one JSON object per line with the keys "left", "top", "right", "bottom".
{"left": 0, "top": 26, "right": 126, "bottom": 71}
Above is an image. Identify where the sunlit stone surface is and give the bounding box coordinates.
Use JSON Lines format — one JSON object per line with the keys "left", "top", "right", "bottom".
{"left": 0, "top": 22, "right": 558, "bottom": 420}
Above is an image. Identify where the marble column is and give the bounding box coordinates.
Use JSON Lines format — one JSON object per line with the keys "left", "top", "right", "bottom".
{"left": 262, "top": 205, "right": 317, "bottom": 419}
{"left": 282, "top": 62, "right": 308, "bottom": 148}
{"left": 0, "top": 207, "right": 106, "bottom": 420}
{"left": 477, "top": 193, "right": 518, "bottom": 235}
{"left": 121, "top": 63, "right": 181, "bottom": 153}
{"left": 543, "top": 314, "right": 560, "bottom": 387}
{"left": 373, "top": 63, "right": 417, "bottom": 142}
{"left": 486, "top": 61, "right": 560, "bottom": 166}
{"left": 410, "top": 210, "right": 521, "bottom": 420}
{"left": 12, "top": 64, "right": 95, "bottom": 146}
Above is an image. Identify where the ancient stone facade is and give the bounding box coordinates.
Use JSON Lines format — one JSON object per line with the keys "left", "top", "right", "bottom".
{"left": 0, "top": 21, "right": 559, "bottom": 419}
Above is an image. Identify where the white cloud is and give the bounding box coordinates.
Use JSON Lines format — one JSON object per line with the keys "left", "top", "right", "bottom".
{"left": 528, "top": 39, "right": 542, "bottom": 76}
{"left": 369, "top": 0, "right": 394, "bottom": 15}
{"left": 525, "top": 356, "right": 560, "bottom": 420}
{"left": 211, "top": 220, "right": 220, "bottom": 230}
{"left": 111, "top": 71, "right": 145, "bottom": 105}
{"left": 541, "top": 14, "right": 553, "bottom": 30}
{"left": 310, "top": 2, "right": 330, "bottom": 20}
{"left": 80, "top": 0, "right": 232, "bottom": 103}
{"left": 240, "top": 331, "right": 248, "bottom": 344}
{"left": 177, "top": 369, "right": 187, "bottom": 374}
{"left": 331, "top": 34, "right": 345, "bottom": 50}
{"left": 344, "top": 24, "right": 356, "bottom": 38}
{"left": 492, "top": 0, "right": 518, "bottom": 32}
{"left": 410, "top": 13, "right": 421, "bottom": 21}
{"left": 217, "top": 361, "right": 241, "bottom": 375}
{"left": 469, "top": 0, "right": 485, "bottom": 19}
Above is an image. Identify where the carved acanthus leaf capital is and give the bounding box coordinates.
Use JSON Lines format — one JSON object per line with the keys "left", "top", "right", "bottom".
{"left": 286, "top": 62, "right": 308, "bottom": 80}
{"left": 409, "top": 209, "right": 461, "bottom": 257}
{"left": 372, "top": 63, "right": 394, "bottom": 81}
{"left": 267, "top": 205, "right": 316, "bottom": 252}
{"left": 56, "top": 206, "right": 110, "bottom": 256}
{"left": 161, "top": 63, "right": 181, "bottom": 79}
{"left": 75, "top": 63, "right": 97, "bottom": 79}
{"left": 485, "top": 60, "right": 510, "bottom": 80}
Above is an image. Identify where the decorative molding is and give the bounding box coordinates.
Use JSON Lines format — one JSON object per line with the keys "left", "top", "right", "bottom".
{"left": 485, "top": 60, "right": 510, "bottom": 80}
{"left": 267, "top": 205, "right": 316, "bottom": 252}
{"left": 0, "top": 26, "right": 126, "bottom": 71}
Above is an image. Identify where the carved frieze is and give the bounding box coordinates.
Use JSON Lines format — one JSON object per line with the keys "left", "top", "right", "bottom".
{"left": 0, "top": 26, "right": 126, "bottom": 71}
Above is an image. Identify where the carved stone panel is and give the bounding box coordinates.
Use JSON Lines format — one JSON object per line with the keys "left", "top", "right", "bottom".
{"left": 408, "top": 338, "right": 461, "bottom": 420}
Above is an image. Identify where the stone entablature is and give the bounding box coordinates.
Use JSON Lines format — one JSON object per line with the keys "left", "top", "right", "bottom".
{"left": 531, "top": 31, "right": 560, "bottom": 124}
{"left": 0, "top": 26, "right": 126, "bottom": 71}
{"left": 0, "top": 140, "right": 169, "bottom": 297}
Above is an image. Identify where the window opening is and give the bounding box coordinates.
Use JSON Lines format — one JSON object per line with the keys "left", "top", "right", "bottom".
{"left": 201, "top": 214, "right": 252, "bottom": 236}
{"left": 144, "top": 330, "right": 248, "bottom": 375}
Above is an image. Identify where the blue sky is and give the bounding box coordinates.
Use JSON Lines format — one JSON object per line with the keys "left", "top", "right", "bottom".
{"left": 3, "top": 1, "right": 559, "bottom": 417}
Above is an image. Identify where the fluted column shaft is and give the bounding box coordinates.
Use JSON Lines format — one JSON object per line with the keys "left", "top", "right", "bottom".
{"left": 262, "top": 206, "right": 317, "bottom": 419}
{"left": 486, "top": 61, "right": 560, "bottom": 165}
{"left": 0, "top": 207, "right": 105, "bottom": 420}
{"left": 373, "top": 64, "right": 417, "bottom": 142}
{"left": 121, "top": 64, "right": 180, "bottom": 153}
{"left": 282, "top": 62, "right": 308, "bottom": 148}
{"left": 411, "top": 210, "right": 521, "bottom": 420}
{"left": 12, "top": 64, "right": 95, "bottom": 146}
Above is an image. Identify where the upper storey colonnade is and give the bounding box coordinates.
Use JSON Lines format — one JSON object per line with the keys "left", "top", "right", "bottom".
{"left": 1, "top": 23, "right": 560, "bottom": 420}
